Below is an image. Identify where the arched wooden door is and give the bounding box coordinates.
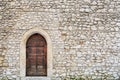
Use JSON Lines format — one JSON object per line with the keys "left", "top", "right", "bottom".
{"left": 26, "top": 33, "right": 47, "bottom": 76}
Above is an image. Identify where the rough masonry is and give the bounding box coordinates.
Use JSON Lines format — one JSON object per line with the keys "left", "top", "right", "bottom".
{"left": 0, "top": 0, "right": 120, "bottom": 80}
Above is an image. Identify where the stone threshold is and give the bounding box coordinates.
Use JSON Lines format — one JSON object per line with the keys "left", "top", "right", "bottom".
{"left": 21, "top": 77, "right": 51, "bottom": 80}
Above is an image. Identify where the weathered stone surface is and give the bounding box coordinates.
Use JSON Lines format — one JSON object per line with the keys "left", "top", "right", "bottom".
{"left": 0, "top": 0, "right": 120, "bottom": 80}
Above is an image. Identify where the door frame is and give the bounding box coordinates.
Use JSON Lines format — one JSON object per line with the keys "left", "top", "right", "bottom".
{"left": 20, "top": 27, "right": 52, "bottom": 79}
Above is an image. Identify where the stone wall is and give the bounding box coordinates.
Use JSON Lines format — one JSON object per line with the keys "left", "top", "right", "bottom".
{"left": 0, "top": 0, "right": 120, "bottom": 80}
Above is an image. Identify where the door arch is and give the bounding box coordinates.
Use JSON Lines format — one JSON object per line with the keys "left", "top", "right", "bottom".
{"left": 26, "top": 33, "right": 47, "bottom": 76}
{"left": 20, "top": 28, "right": 52, "bottom": 80}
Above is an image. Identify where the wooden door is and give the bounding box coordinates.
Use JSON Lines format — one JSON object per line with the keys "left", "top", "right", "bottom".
{"left": 26, "top": 33, "right": 47, "bottom": 76}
